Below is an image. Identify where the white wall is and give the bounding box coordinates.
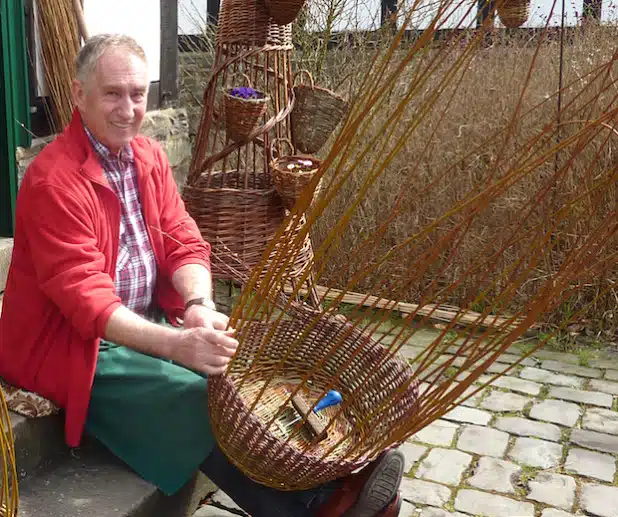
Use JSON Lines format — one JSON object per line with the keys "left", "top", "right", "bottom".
{"left": 33, "top": 0, "right": 161, "bottom": 97}
{"left": 179, "top": 0, "right": 210, "bottom": 34}
{"left": 83, "top": 0, "right": 161, "bottom": 83}
{"left": 220, "top": 0, "right": 617, "bottom": 33}
{"left": 602, "top": 0, "right": 618, "bottom": 21}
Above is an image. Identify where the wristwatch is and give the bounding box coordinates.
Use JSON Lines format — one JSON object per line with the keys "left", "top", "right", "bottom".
{"left": 184, "top": 297, "right": 217, "bottom": 311}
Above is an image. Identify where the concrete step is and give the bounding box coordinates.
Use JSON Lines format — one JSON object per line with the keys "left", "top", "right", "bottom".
{"left": 0, "top": 237, "right": 13, "bottom": 292}
{"left": 17, "top": 441, "right": 215, "bottom": 517}
{"left": 10, "top": 412, "right": 216, "bottom": 516}
{"left": 10, "top": 411, "right": 67, "bottom": 481}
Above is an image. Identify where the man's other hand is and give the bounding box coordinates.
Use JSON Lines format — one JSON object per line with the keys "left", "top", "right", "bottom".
{"left": 174, "top": 325, "right": 239, "bottom": 376}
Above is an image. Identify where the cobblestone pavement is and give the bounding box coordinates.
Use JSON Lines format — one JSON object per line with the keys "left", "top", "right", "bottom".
{"left": 194, "top": 328, "right": 618, "bottom": 517}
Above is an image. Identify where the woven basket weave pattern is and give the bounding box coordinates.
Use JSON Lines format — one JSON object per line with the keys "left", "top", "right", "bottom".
{"left": 184, "top": 171, "right": 283, "bottom": 274}
{"left": 208, "top": 316, "right": 419, "bottom": 490}
{"left": 271, "top": 155, "right": 322, "bottom": 209}
{"left": 183, "top": 171, "right": 315, "bottom": 280}
{"left": 223, "top": 91, "right": 270, "bottom": 143}
{"left": 291, "top": 74, "right": 349, "bottom": 154}
{"left": 263, "top": 0, "right": 306, "bottom": 25}
{"left": 217, "top": 0, "right": 293, "bottom": 47}
{"left": 498, "top": 0, "right": 530, "bottom": 28}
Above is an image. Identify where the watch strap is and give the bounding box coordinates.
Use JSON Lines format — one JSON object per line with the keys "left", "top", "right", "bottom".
{"left": 185, "top": 297, "right": 216, "bottom": 311}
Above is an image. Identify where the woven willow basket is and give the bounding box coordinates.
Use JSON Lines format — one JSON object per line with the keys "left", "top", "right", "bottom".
{"left": 208, "top": 314, "right": 420, "bottom": 490}
{"left": 217, "top": 0, "right": 292, "bottom": 47}
{"left": 223, "top": 87, "right": 270, "bottom": 143}
{"left": 497, "top": 0, "right": 530, "bottom": 28}
{"left": 183, "top": 171, "right": 315, "bottom": 280}
{"left": 263, "top": 0, "right": 306, "bottom": 25}
{"left": 291, "top": 70, "right": 349, "bottom": 154}
{"left": 183, "top": 171, "right": 285, "bottom": 275}
{"left": 270, "top": 139, "right": 322, "bottom": 209}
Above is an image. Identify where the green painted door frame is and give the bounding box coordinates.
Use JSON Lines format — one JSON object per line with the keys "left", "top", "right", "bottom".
{"left": 0, "top": 0, "right": 30, "bottom": 237}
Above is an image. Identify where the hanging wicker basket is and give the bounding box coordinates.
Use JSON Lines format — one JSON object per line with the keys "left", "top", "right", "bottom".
{"left": 223, "top": 75, "right": 270, "bottom": 143}
{"left": 208, "top": 311, "right": 420, "bottom": 490}
{"left": 497, "top": 0, "right": 530, "bottom": 28}
{"left": 263, "top": 0, "right": 306, "bottom": 25}
{"left": 291, "top": 70, "right": 349, "bottom": 154}
{"left": 270, "top": 138, "right": 322, "bottom": 210}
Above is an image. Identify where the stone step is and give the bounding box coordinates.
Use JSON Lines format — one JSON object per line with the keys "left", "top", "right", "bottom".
{"left": 0, "top": 237, "right": 13, "bottom": 292}
{"left": 10, "top": 410, "right": 67, "bottom": 481}
{"left": 17, "top": 440, "right": 215, "bottom": 517}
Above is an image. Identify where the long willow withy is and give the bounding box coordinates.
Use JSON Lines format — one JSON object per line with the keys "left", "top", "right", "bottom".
{"left": 206, "top": 0, "right": 618, "bottom": 490}
{"left": 0, "top": 388, "right": 18, "bottom": 516}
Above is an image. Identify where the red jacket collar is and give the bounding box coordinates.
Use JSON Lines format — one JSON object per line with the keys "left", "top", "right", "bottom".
{"left": 64, "top": 108, "right": 156, "bottom": 184}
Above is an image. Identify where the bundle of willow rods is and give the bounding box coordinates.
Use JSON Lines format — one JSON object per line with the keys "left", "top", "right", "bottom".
{"left": 205, "top": 0, "right": 618, "bottom": 490}
{"left": 36, "top": 0, "right": 81, "bottom": 132}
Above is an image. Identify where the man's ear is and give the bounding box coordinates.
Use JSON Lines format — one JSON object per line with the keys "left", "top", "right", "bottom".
{"left": 71, "top": 79, "right": 86, "bottom": 111}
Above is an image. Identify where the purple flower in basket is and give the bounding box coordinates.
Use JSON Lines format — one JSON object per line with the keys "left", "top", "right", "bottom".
{"left": 230, "top": 86, "right": 263, "bottom": 100}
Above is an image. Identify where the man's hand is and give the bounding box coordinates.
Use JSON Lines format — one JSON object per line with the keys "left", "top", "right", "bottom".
{"left": 173, "top": 326, "right": 238, "bottom": 376}
{"left": 183, "top": 304, "right": 230, "bottom": 331}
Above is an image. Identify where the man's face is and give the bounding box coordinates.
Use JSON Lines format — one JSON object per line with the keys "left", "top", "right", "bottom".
{"left": 72, "top": 48, "right": 148, "bottom": 153}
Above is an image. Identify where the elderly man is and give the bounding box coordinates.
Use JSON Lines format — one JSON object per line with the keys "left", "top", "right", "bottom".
{"left": 0, "top": 34, "right": 403, "bottom": 516}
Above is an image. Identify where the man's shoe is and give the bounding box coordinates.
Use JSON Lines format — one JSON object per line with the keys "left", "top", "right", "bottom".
{"left": 316, "top": 449, "right": 405, "bottom": 517}
{"left": 374, "top": 492, "right": 401, "bottom": 517}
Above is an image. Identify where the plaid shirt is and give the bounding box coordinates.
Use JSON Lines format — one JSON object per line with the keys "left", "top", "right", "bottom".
{"left": 86, "top": 128, "right": 157, "bottom": 315}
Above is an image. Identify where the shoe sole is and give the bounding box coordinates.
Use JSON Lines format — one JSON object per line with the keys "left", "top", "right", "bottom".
{"left": 341, "top": 450, "right": 404, "bottom": 517}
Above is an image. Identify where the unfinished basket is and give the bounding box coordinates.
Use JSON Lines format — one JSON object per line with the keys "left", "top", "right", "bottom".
{"left": 270, "top": 139, "right": 322, "bottom": 209}
{"left": 291, "top": 70, "right": 349, "bottom": 154}
{"left": 223, "top": 76, "right": 270, "bottom": 143}
{"left": 263, "top": 0, "right": 306, "bottom": 25}
{"left": 208, "top": 311, "right": 419, "bottom": 490}
{"left": 497, "top": 0, "right": 530, "bottom": 28}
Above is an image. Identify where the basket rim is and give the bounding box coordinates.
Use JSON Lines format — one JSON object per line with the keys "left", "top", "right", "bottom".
{"left": 223, "top": 88, "right": 271, "bottom": 103}
{"left": 184, "top": 171, "right": 277, "bottom": 195}
{"left": 270, "top": 155, "right": 321, "bottom": 176}
{"left": 185, "top": 183, "right": 278, "bottom": 195}
{"left": 293, "top": 81, "right": 347, "bottom": 102}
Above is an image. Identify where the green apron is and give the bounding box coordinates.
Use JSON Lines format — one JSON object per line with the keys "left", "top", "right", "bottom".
{"left": 85, "top": 341, "right": 215, "bottom": 495}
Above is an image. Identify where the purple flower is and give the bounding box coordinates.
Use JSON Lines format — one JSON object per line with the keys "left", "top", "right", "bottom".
{"left": 230, "top": 86, "right": 262, "bottom": 100}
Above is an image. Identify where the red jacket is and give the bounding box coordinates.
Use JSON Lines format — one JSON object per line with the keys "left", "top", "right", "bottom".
{"left": 0, "top": 110, "right": 210, "bottom": 447}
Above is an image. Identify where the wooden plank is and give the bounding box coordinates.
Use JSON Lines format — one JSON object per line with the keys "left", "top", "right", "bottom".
{"left": 284, "top": 285, "right": 539, "bottom": 332}
{"left": 290, "top": 393, "right": 328, "bottom": 441}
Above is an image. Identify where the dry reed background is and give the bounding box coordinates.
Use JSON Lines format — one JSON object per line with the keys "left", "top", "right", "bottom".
{"left": 180, "top": 11, "right": 618, "bottom": 337}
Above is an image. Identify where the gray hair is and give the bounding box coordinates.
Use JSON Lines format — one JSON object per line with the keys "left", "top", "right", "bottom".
{"left": 75, "top": 34, "right": 147, "bottom": 82}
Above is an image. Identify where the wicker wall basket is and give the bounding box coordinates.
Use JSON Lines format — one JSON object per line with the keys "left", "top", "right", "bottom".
{"left": 208, "top": 314, "right": 420, "bottom": 490}
{"left": 270, "top": 139, "right": 322, "bottom": 209}
{"left": 291, "top": 70, "right": 349, "bottom": 154}
{"left": 217, "top": 0, "right": 293, "bottom": 48}
{"left": 183, "top": 171, "right": 286, "bottom": 276}
{"left": 223, "top": 79, "right": 270, "bottom": 143}
{"left": 263, "top": 0, "right": 307, "bottom": 25}
{"left": 497, "top": 0, "right": 530, "bottom": 28}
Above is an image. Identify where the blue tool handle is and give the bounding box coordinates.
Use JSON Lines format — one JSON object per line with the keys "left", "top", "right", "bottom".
{"left": 314, "top": 390, "right": 342, "bottom": 413}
